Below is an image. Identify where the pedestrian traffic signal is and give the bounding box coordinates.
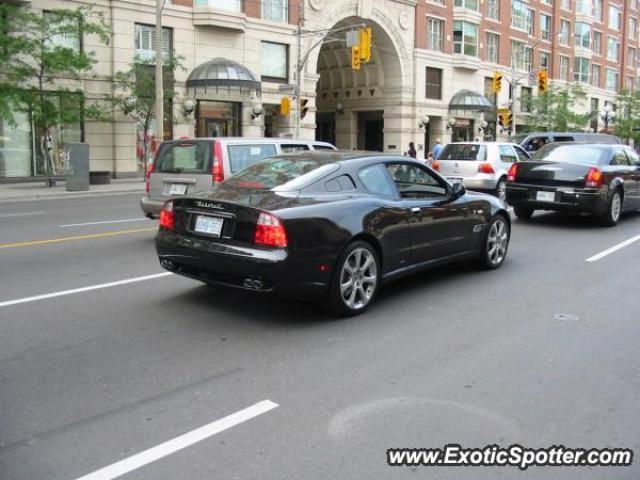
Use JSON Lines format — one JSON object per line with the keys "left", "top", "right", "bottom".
{"left": 300, "top": 98, "right": 309, "bottom": 119}
{"left": 538, "top": 69, "right": 549, "bottom": 94}
{"left": 280, "top": 96, "right": 291, "bottom": 116}
{"left": 492, "top": 71, "right": 503, "bottom": 93}
{"left": 351, "top": 45, "right": 361, "bottom": 70}
{"left": 359, "top": 27, "right": 372, "bottom": 63}
{"left": 498, "top": 111, "right": 513, "bottom": 129}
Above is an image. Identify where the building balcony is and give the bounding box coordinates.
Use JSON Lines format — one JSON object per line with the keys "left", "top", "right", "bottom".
{"left": 452, "top": 7, "right": 482, "bottom": 23}
{"left": 193, "top": 0, "right": 247, "bottom": 31}
{"left": 574, "top": 46, "right": 594, "bottom": 60}
{"left": 452, "top": 54, "right": 481, "bottom": 70}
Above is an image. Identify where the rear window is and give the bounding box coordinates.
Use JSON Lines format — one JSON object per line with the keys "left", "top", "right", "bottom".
{"left": 439, "top": 144, "right": 486, "bottom": 161}
{"left": 227, "top": 144, "right": 277, "bottom": 173}
{"left": 313, "top": 144, "right": 336, "bottom": 151}
{"left": 155, "top": 142, "right": 210, "bottom": 173}
{"left": 534, "top": 144, "right": 608, "bottom": 165}
{"left": 223, "top": 157, "right": 339, "bottom": 191}
{"left": 509, "top": 134, "right": 528, "bottom": 144}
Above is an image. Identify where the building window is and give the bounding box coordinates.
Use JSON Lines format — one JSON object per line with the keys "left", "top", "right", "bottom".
{"left": 453, "top": 21, "right": 478, "bottom": 56}
{"left": 594, "top": 0, "right": 603, "bottom": 21}
{"left": 486, "top": 32, "right": 499, "bottom": 63}
{"left": 526, "top": 9, "right": 535, "bottom": 35}
{"left": 574, "top": 57, "right": 590, "bottom": 83}
{"left": 511, "top": 0, "right": 528, "bottom": 30}
{"left": 559, "top": 55, "right": 569, "bottom": 80}
{"left": 261, "top": 0, "right": 288, "bottom": 22}
{"left": 575, "top": 22, "right": 591, "bottom": 49}
{"left": 43, "top": 11, "right": 81, "bottom": 52}
{"left": 609, "top": 5, "right": 621, "bottom": 30}
{"left": 591, "top": 64, "right": 601, "bottom": 87}
{"left": 561, "top": 0, "right": 571, "bottom": 10}
{"left": 425, "top": 67, "right": 443, "bottom": 99}
{"left": 540, "top": 51, "right": 550, "bottom": 69}
{"left": 541, "top": 0, "right": 553, "bottom": 5}
{"left": 607, "top": 37, "right": 620, "bottom": 62}
{"left": 559, "top": 20, "right": 570, "bottom": 45}
{"left": 576, "top": 0, "right": 592, "bottom": 15}
{"left": 592, "top": 31, "right": 602, "bottom": 54}
{"left": 628, "top": 47, "right": 636, "bottom": 68}
{"left": 511, "top": 40, "right": 532, "bottom": 71}
{"left": 484, "top": 76, "right": 497, "bottom": 104}
{"left": 540, "top": 14, "right": 552, "bottom": 41}
{"left": 487, "top": 0, "right": 500, "bottom": 20}
{"left": 520, "top": 86, "right": 532, "bottom": 112}
{"left": 194, "top": 0, "right": 241, "bottom": 10}
{"left": 427, "top": 18, "right": 444, "bottom": 51}
{"left": 629, "top": 18, "right": 638, "bottom": 39}
{"left": 454, "top": 0, "right": 479, "bottom": 11}
{"left": 261, "top": 42, "right": 288, "bottom": 82}
{"left": 627, "top": 76, "right": 635, "bottom": 90}
{"left": 135, "top": 24, "right": 172, "bottom": 62}
{"left": 605, "top": 68, "right": 618, "bottom": 91}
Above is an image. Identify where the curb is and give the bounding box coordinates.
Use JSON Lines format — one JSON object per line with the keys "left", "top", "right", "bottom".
{"left": 0, "top": 188, "right": 144, "bottom": 204}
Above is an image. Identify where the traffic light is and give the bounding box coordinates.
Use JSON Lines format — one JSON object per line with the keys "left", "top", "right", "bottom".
{"left": 498, "top": 111, "right": 513, "bottom": 129}
{"left": 351, "top": 45, "right": 361, "bottom": 70}
{"left": 492, "top": 72, "right": 503, "bottom": 93}
{"left": 538, "top": 69, "right": 549, "bottom": 94}
{"left": 280, "top": 97, "right": 291, "bottom": 116}
{"left": 300, "top": 98, "right": 309, "bottom": 119}
{"left": 359, "top": 27, "right": 372, "bottom": 63}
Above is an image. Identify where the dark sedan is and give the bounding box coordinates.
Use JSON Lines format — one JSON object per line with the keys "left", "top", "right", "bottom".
{"left": 155, "top": 152, "right": 510, "bottom": 315}
{"left": 506, "top": 143, "right": 640, "bottom": 226}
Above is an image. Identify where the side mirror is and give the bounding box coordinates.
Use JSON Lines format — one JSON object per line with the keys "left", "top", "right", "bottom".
{"left": 451, "top": 182, "right": 466, "bottom": 199}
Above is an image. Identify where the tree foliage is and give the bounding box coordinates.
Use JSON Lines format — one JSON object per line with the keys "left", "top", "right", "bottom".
{"left": 524, "top": 84, "right": 591, "bottom": 132}
{"left": 613, "top": 90, "right": 640, "bottom": 144}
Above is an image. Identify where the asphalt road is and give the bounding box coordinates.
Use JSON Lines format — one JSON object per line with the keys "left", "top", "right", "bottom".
{"left": 0, "top": 193, "right": 638, "bottom": 480}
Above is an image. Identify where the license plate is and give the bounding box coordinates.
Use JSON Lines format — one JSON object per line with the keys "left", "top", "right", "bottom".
{"left": 194, "top": 215, "right": 224, "bottom": 237}
{"left": 536, "top": 191, "right": 555, "bottom": 202}
{"left": 164, "top": 183, "right": 187, "bottom": 195}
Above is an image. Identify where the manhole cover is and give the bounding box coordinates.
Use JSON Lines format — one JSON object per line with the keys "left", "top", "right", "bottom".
{"left": 554, "top": 313, "right": 580, "bottom": 322}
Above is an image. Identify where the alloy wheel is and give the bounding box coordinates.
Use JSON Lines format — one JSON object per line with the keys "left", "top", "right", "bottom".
{"left": 611, "top": 192, "right": 621, "bottom": 222}
{"left": 339, "top": 248, "right": 377, "bottom": 310}
{"left": 497, "top": 180, "right": 507, "bottom": 203}
{"left": 487, "top": 218, "right": 509, "bottom": 266}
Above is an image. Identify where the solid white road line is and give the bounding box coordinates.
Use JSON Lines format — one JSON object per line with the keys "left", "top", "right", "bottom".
{"left": 0, "top": 211, "right": 45, "bottom": 218}
{"left": 75, "top": 400, "right": 280, "bottom": 480}
{"left": 60, "top": 218, "right": 149, "bottom": 227}
{"left": 0, "top": 272, "right": 173, "bottom": 309}
{"left": 585, "top": 234, "right": 640, "bottom": 263}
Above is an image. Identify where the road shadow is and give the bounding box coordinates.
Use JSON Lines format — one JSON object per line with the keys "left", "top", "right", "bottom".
{"left": 512, "top": 209, "right": 640, "bottom": 230}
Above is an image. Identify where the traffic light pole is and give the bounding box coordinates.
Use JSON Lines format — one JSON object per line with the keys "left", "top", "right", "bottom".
{"left": 511, "top": 58, "right": 517, "bottom": 138}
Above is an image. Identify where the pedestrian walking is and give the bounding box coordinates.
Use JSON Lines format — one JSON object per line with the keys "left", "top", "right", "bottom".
{"left": 433, "top": 138, "right": 444, "bottom": 159}
{"left": 405, "top": 142, "right": 417, "bottom": 158}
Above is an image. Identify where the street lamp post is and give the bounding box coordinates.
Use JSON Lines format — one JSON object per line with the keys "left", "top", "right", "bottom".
{"left": 155, "top": 0, "right": 165, "bottom": 146}
{"left": 600, "top": 104, "right": 615, "bottom": 132}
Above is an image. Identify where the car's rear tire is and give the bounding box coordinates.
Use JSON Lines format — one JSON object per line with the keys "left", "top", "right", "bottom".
{"left": 600, "top": 189, "right": 623, "bottom": 227}
{"left": 513, "top": 205, "right": 534, "bottom": 220}
{"left": 328, "top": 241, "right": 380, "bottom": 317}
{"left": 495, "top": 177, "right": 507, "bottom": 203}
{"left": 477, "top": 215, "right": 510, "bottom": 270}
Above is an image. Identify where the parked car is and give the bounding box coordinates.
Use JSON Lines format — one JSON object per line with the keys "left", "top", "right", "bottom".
{"left": 506, "top": 143, "right": 640, "bottom": 226}
{"left": 510, "top": 131, "right": 621, "bottom": 153}
{"left": 155, "top": 151, "right": 511, "bottom": 316}
{"left": 140, "top": 137, "right": 336, "bottom": 218}
{"left": 434, "top": 142, "right": 530, "bottom": 202}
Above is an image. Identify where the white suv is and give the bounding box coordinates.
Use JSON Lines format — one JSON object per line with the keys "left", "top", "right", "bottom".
{"left": 435, "top": 142, "right": 530, "bottom": 202}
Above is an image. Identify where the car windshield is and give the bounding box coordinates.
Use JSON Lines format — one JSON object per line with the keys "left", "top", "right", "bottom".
{"left": 533, "top": 144, "right": 608, "bottom": 165}
{"left": 155, "top": 142, "right": 210, "bottom": 173}
{"left": 223, "top": 156, "right": 339, "bottom": 191}
{"left": 439, "top": 144, "right": 486, "bottom": 161}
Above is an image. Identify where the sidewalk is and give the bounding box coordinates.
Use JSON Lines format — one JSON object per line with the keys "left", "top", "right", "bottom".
{"left": 0, "top": 178, "right": 145, "bottom": 203}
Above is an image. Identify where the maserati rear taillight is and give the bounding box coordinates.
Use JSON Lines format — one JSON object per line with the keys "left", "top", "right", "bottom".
{"left": 585, "top": 167, "right": 604, "bottom": 188}
{"left": 254, "top": 212, "right": 287, "bottom": 247}
{"left": 507, "top": 163, "right": 518, "bottom": 182}
{"left": 478, "top": 162, "right": 495, "bottom": 174}
{"left": 159, "top": 201, "right": 175, "bottom": 230}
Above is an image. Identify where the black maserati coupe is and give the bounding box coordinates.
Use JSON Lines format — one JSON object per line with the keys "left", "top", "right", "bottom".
{"left": 506, "top": 143, "right": 640, "bottom": 226}
{"left": 155, "top": 152, "right": 510, "bottom": 315}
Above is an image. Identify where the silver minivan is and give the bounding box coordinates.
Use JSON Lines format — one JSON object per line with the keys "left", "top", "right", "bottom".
{"left": 435, "top": 142, "right": 530, "bottom": 202}
{"left": 140, "top": 137, "right": 336, "bottom": 217}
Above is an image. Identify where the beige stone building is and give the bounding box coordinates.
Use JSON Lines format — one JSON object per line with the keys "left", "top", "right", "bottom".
{"left": 0, "top": 0, "right": 637, "bottom": 179}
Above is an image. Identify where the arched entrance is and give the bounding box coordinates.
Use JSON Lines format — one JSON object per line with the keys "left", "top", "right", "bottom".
{"left": 314, "top": 17, "right": 404, "bottom": 152}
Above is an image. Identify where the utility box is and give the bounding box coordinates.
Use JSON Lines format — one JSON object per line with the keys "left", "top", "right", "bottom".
{"left": 65, "top": 142, "right": 90, "bottom": 192}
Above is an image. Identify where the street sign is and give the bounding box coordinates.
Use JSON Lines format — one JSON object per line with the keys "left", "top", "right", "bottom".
{"left": 278, "top": 84, "right": 296, "bottom": 94}
{"left": 528, "top": 71, "right": 537, "bottom": 86}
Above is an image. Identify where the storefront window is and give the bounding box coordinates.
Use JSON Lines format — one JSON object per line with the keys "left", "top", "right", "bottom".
{"left": 0, "top": 110, "right": 32, "bottom": 177}
{"left": 196, "top": 101, "right": 241, "bottom": 138}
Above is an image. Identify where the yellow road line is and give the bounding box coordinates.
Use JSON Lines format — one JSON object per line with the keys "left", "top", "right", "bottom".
{"left": 0, "top": 227, "right": 158, "bottom": 250}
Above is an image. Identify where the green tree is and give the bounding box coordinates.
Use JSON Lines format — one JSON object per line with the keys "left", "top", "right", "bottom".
{"left": 110, "top": 55, "right": 185, "bottom": 170}
{"left": 613, "top": 90, "right": 640, "bottom": 144}
{"left": 524, "top": 84, "right": 591, "bottom": 132}
{"left": 0, "top": 4, "right": 109, "bottom": 184}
